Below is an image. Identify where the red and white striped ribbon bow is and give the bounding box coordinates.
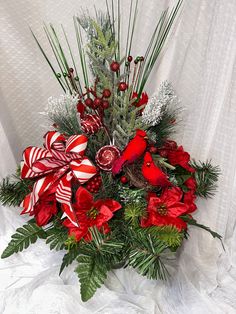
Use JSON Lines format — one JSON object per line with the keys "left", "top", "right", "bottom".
{"left": 21, "top": 131, "right": 97, "bottom": 226}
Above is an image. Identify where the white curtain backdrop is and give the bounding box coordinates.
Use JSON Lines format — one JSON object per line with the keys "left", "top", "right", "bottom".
{"left": 1, "top": 0, "right": 236, "bottom": 313}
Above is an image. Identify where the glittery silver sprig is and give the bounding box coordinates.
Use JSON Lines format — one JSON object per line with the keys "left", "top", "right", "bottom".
{"left": 41, "top": 92, "right": 82, "bottom": 135}
{"left": 45, "top": 92, "right": 79, "bottom": 120}
{"left": 142, "top": 81, "right": 179, "bottom": 126}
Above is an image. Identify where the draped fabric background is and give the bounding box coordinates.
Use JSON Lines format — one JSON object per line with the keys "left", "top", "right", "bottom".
{"left": 1, "top": 0, "right": 236, "bottom": 313}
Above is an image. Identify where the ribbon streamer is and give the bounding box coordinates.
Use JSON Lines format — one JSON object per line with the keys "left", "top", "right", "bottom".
{"left": 21, "top": 131, "right": 97, "bottom": 226}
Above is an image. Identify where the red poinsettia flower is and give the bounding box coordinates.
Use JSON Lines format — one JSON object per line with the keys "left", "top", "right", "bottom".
{"left": 167, "top": 146, "right": 195, "bottom": 173}
{"left": 183, "top": 190, "right": 197, "bottom": 213}
{"left": 141, "top": 187, "right": 188, "bottom": 231}
{"left": 132, "top": 92, "right": 149, "bottom": 108}
{"left": 184, "top": 177, "right": 197, "bottom": 190}
{"left": 63, "top": 187, "right": 121, "bottom": 242}
{"left": 33, "top": 193, "right": 58, "bottom": 226}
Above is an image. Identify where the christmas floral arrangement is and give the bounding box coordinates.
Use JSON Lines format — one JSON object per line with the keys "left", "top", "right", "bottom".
{"left": 0, "top": 0, "right": 221, "bottom": 302}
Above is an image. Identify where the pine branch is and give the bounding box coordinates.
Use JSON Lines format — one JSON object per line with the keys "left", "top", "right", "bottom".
{"left": 1, "top": 222, "right": 46, "bottom": 259}
{"left": 0, "top": 174, "right": 33, "bottom": 207}
{"left": 191, "top": 160, "right": 220, "bottom": 198}
{"left": 141, "top": 226, "right": 184, "bottom": 248}
{"left": 46, "top": 93, "right": 81, "bottom": 136}
{"left": 128, "top": 229, "right": 170, "bottom": 280}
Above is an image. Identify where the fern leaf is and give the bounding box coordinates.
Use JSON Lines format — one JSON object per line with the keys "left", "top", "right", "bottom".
{"left": 59, "top": 245, "right": 79, "bottom": 275}
{"left": 76, "top": 253, "right": 108, "bottom": 302}
{"left": 1, "top": 222, "right": 46, "bottom": 258}
{"left": 46, "top": 227, "right": 68, "bottom": 251}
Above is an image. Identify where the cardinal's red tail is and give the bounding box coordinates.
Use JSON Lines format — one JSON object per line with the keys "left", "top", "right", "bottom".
{"left": 112, "top": 156, "right": 126, "bottom": 175}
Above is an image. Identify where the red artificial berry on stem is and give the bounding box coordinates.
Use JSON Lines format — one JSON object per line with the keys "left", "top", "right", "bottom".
{"left": 93, "top": 98, "right": 102, "bottom": 108}
{"left": 140, "top": 56, "right": 144, "bottom": 61}
{"left": 103, "top": 89, "right": 111, "bottom": 98}
{"left": 102, "top": 100, "right": 109, "bottom": 109}
{"left": 127, "top": 55, "right": 133, "bottom": 62}
{"left": 120, "top": 176, "right": 128, "bottom": 184}
{"left": 85, "top": 98, "right": 93, "bottom": 107}
{"left": 118, "top": 82, "right": 128, "bottom": 91}
{"left": 110, "top": 61, "right": 120, "bottom": 72}
{"left": 69, "top": 68, "right": 74, "bottom": 73}
{"left": 149, "top": 146, "right": 158, "bottom": 154}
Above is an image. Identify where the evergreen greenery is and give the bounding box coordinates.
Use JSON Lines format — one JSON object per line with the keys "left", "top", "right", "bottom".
{"left": 1, "top": 222, "right": 46, "bottom": 258}
{"left": 191, "top": 160, "right": 220, "bottom": 198}
{"left": 0, "top": 174, "right": 33, "bottom": 207}
{"left": 127, "top": 228, "right": 170, "bottom": 280}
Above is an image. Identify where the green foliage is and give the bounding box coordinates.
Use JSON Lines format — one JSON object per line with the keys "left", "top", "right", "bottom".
{"left": 59, "top": 245, "right": 79, "bottom": 275}
{"left": 75, "top": 227, "right": 125, "bottom": 301}
{"left": 147, "top": 107, "right": 181, "bottom": 146}
{"left": 95, "top": 172, "right": 119, "bottom": 200}
{"left": 45, "top": 224, "right": 68, "bottom": 251}
{"left": 141, "top": 226, "right": 184, "bottom": 248}
{"left": 191, "top": 160, "right": 220, "bottom": 198}
{"left": 112, "top": 87, "right": 144, "bottom": 148}
{"left": 76, "top": 252, "right": 109, "bottom": 302}
{"left": 1, "top": 222, "right": 46, "bottom": 259}
{"left": 124, "top": 203, "right": 146, "bottom": 226}
{"left": 127, "top": 228, "right": 169, "bottom": 280}
{"left": 46, "top": 93, "right": 82, "bottom": 136}
{"left": 0, "top": 174, "right": 33, "bottom": 207}
{"left": 181, "top": 215, "right": 223, "bottom": 244}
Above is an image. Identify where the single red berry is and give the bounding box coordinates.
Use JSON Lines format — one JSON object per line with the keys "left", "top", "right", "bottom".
{"left": 149, "top": 146, "right": 158, "bottom": 154}
{"left": 85, "top": 98, "right": 93, "bottom": 107}
{"left": 140, "top": 56, "right": 144, "bottom": 61}
{"left": 103, "top": 89, "right": 111, "bottom": 98}
{"left": 127, "top": 55, "right": 133, "bottom": 62}
{"left": 118, "top": 82, "right": 128, "bottom": 92}
{"left": 102, "top": 100, "right": 109, "bottom": 109}
{"left": 120, "top": 176, "right": 128, "bottom": 184}
{"left": 93, "top": 98, "right": 102, "bottom": 108}
{"left": 69, "top": 68, "right": 74, "bottom": 73}
{"left": 110, "top": 61, "right": 120, "bottom": 72}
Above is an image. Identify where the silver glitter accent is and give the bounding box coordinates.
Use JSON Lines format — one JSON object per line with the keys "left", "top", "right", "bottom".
{"left": 43, "top": 92, "right": 79, "bottom": 119}
{"left": 142, "top": 81, "right": 179, "bottom": 126}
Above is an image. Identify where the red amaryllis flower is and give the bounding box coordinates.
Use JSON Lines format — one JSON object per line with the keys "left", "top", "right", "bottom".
{"left": 33, "top": 193, "right": 58, "bottom": 226}
{"left": 63, "top": 187, "right": 121, "bottom": 241}
{"left": 141, "top": 187, "right": 188, "bottom": 231}
{"left": 167, "top": 146, "right": 195, "bottom": 173}
{"left": 184, "top": 177, "right": 197, "bottom": 190}
{"left": 184, "top": 190, "right": 197, "bottom": 213}
{"left": 132, "top": 92, "right": 148, "bottom": 108}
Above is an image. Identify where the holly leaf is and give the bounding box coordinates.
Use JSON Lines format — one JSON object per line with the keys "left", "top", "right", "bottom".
{"left": 1, "top": 222, "right": 46, "bottom": 258}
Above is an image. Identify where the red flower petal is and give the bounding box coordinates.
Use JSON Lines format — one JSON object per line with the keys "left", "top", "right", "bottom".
{"left": 167, "top": 202, "right": 188, "bottom": 218}
{"left": 75, "top": 187, "right": 94, "bottom": 211}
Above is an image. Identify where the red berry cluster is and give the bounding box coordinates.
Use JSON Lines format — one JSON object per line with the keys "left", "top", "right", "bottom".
{"left": 85, "top": 175, "right": 102, "bottom": 193}
{"left": 76, "top": 79, "right": 112, "bottom": 116}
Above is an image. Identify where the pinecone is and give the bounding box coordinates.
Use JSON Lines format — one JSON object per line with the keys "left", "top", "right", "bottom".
{"left": 81, "top": 114, "right": 102, "bottom": 135}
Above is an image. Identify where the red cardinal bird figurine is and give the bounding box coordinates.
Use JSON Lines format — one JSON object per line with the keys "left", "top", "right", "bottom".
{"left": 142, "top": 152, "right": 171, "bottom": 187}
{"left": 112, "top": 129, "right": 148, "bottom": 175}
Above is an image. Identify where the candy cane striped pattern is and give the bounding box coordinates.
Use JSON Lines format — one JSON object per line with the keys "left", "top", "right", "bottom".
{"left": 56, "top": 172, "right": 78, "bottom": 226}
{"left": 70, "top": 157, "right": 97, "bottom": 184}
{"left": 44, "top": 131, "right": 65, "bottom": 151}
{"left": 21, "top": 173, "right": 55, "bottom": 214}
{"left": 65, "top": 135, "right": 88, "bottom": 155}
